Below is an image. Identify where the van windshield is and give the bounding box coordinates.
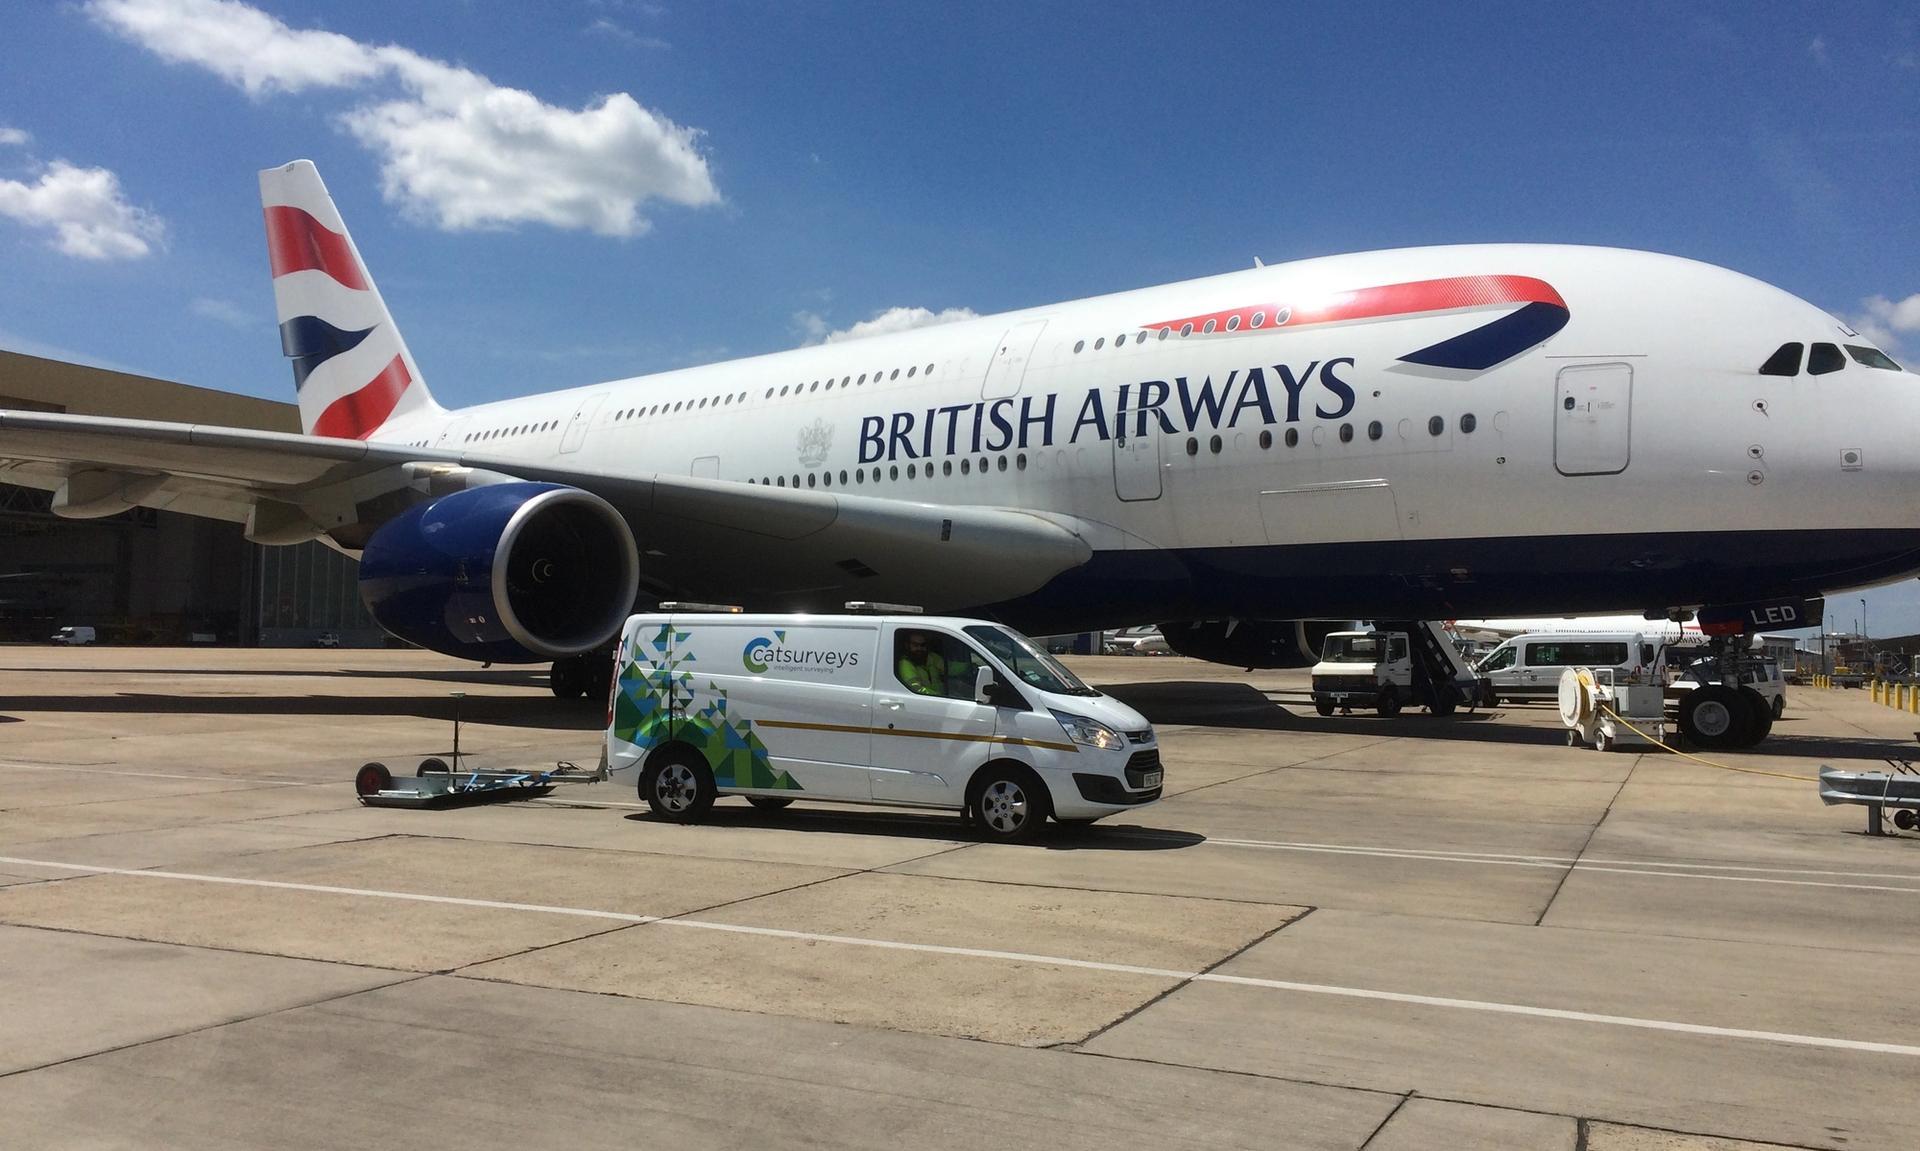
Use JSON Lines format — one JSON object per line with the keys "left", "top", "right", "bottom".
{"left": 1323, "top": 634, "right": 1387, "bottom": 662}
{"left": 964, "top": 625, "right": 1099, "bottom": 696}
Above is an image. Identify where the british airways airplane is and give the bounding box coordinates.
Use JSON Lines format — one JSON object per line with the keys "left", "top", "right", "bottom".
{"left": 1, "top": 160, "right": 1912, "bottom": 712}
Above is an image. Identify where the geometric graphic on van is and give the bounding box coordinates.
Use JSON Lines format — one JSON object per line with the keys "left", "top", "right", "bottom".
{"left": 614, "top": 623, "right": 802, "bottom": 792}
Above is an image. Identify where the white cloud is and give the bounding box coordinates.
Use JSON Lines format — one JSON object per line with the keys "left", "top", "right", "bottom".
{"left": 0, "top": 127, "right": 28, "bottom": 147}
{"left": 800, "top": 306, "right": 981, "bottom": 345}
{"left": 190, "top": 296, "right": 255, "bottom": 327}
{"left": 86, "top": 0, "right": 382, "bottom": 96}
{"left": 1849, "top": 293, "right": 1920, "bottom": 354}
{"left": 86, "top": 0, "right": 719, "bottom": 237}
{"left": 0, "top": 161, "right": 165, "bottom": 260}
{"left": 1809, "top": 35, "right": 1830, "bottom": 65}
{"left": 585, "top": 18, "right": 670, "bottom": 50}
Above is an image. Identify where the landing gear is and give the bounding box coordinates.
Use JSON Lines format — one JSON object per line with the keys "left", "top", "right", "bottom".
{"left": 550, "top": 650, "right": 614, "bottom": 701}
{"left": 1679, "top": 684, "right": 1747, "bottom": 749}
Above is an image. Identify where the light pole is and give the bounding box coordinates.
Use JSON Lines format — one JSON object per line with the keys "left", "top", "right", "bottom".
{"left": 1862, "top": 597, "right": 1869, "bottom": 671}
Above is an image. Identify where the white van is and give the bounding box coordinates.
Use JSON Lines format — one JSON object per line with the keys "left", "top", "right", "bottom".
{"left": 604, "top": 610, "right": 1162, "bottom": 842}
{"left": 1474, "top": 632, "right": 1661, "bottom": 703}
{"left": 50, "top": 625, "right": 96, "bottom": 645}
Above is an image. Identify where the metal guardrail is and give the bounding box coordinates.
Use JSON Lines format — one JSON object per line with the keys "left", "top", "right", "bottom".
{"left": 1817, "top": 762, "right": 1920, "bottom": 835}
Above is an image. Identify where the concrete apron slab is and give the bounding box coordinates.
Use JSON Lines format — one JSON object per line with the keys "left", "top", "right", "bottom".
{"left": 0, "top": 976, "right": 1397, "bottom": 1151}
{"left": 0, "top": 836, "right": 850, "bottom": 972}
{"left": 467, "top": 871, "right": 1306, "bottom": 1046}
{"left": 2, "top": 822, "right": 392, "bottom": 873}
{"left": 1365, "top": 1098, "right": 1577, "bottom": 1151}
{"left": 883, "top": 835, "right": 1570, "bottom": 923}
{"left": 0, "top": 924, "right": 406, "bottom": 1075}
{"left": 1585, "top": 1123, "right": 1817, "bottom": 1150}
{"left": 250, "top": 799, "right": 977, "bottom": 871}
{"left": 1082, "top": 909, "right": 1919, "bottom": 1150}
{"left": 0, "top": 783, "right": 350, "bottom": 843}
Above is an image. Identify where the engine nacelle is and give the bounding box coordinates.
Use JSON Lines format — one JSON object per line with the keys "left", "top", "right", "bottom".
{"left": 358, "top": 482, "right": 640, "bottom": 663}
{"left": 1159, "top": 619, "right": 1353, "bottom": 669}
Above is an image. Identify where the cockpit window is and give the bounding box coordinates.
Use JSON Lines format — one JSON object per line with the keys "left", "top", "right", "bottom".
{"left": 1846, "top": 345, "right": 1903, "bottom": 371}
{"left": 1758, "top": 343, "right": 1803, "bottom": 376}
{"left": 1807, "top": 343, "right": 1846, "bottom": 375}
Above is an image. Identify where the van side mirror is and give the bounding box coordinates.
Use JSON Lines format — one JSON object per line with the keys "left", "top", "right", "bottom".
{"left": 975, "top": 666, "right": 1023, "bottom": 708}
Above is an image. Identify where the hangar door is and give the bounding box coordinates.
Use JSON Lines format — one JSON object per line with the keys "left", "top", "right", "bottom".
{"left": 1554, "top": 363, "right": 1632, "bottom": 476}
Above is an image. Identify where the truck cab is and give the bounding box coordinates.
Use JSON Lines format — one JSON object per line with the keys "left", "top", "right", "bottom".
{"left": 1310, "top": 630, "right": 1413, "bottom": 716}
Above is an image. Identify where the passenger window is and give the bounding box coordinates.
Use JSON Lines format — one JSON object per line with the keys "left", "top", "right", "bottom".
{"left": 1390, "top": 638, "right": 1407, "bottom": 661}
{"left": 1478, "top": 645, "right": 1516, "bottom": 672}
{"left": 1846, "top": 345, "right": 1903, "bottom": 371}
{"left": 893, "top": 629, "right": 984, "bottom": 699}
{"left": 1758, "top": 343, "right": 1802, "bottom": 376}
{"left": 1808, "top": 343, "right": 1845, "bottom": 375}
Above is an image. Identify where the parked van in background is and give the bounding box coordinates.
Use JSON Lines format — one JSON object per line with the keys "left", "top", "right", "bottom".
{"left": 605, "top": 610, "right": 1163, "bottom": 842}
{"left": 50, "top": 626, "right": 96, "bottom": 645}
{"left": 1475, "top": 632, "right": 1662, "bottom": 703}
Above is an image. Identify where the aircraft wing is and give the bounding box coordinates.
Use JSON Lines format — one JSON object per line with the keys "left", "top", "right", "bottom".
{"left": 0, "top": 410, "right": 1094, "bottom": 610}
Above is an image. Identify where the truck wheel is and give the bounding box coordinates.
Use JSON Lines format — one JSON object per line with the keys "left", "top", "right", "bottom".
{"left": 1679, "top": 685, "right": 1749, "bottom": 750}
{"left": 1738, "top": 688, "right": 1774, "bottom": 746}
{"left": 1314, "top": 699, "right": 1336, "bottom": 717}
{"left": 1429, "top": 692, "right": 1457, "bottom": 717}
{"left": 746, "top": 796, "right": 794, "bottom": 811}
{"left": 968, "top": 764, "right": 1051, "bottom": 844}
{"left": 642, "top": 751, "right": 715, "bottom": 822}
{"left": 1376, "top": 686, "right": 1402, "bottom": 717}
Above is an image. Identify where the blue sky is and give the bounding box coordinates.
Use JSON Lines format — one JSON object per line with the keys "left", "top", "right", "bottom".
{"left": 3, "top": 0, "right": 1919, "bottom": 632}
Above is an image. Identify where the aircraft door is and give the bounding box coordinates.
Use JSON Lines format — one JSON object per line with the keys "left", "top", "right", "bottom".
{"left": 559, "top": 392, "right": 607, "bottom": 454}
{"left": 1113, "top": 415, "right": 1163, "bottom": 501}
{"left": 1554, "top": 363, "right": 1631, "bottom": 475}
{"left": 981, "top": 319, "right": 1048, "bottom": 399}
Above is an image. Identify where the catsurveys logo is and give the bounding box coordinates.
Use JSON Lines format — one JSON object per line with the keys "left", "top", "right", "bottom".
{"left": 742, "top": 630, "right": 861, "bottom": 674}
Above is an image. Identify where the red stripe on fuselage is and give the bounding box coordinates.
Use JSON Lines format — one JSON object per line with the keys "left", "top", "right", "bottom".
{"left": 264, "top": 205, "right": 368, "bottom": 291}
{"left": 1143, "top": 274, "right": 1565, "bottom": 335}
{"left": 312, "top": 355, "right": 409, "bottom": 440}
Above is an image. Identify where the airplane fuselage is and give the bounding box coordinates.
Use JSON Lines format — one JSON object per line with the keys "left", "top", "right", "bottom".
{"left": 374, "top": 242, "right": 1920, "bottom": 631}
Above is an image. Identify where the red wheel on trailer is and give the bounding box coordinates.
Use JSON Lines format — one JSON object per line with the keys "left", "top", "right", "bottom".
{"left": 355, "top": 762, "right": 393, "bottom": 797}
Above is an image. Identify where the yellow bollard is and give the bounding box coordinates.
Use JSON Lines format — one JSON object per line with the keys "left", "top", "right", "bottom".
{"left": 1872, "top": 680, "right": 1882, "bottom": 704}
{"left": 1900, "top": 685, "right": 1909, "bottom": 711}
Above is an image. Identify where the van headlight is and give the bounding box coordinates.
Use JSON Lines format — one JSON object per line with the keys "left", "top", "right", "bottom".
{"left": 1051, "top": 710, "right": 1124, "bottom": 751}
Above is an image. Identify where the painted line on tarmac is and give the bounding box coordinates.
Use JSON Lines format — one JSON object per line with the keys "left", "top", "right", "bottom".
{"left": 1197, "top": 837, "right": 1920, "bottom": 893}
{"left": 0, "top": 761, "right": 327, "bottom": 787}
{"left": 3, "top": 853, "right": 1919, "bottom": 1059}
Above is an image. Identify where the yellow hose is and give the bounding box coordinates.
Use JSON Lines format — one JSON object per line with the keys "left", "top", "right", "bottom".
{"left": 1596, "top": 705, "right": 1813, "bottom": 782}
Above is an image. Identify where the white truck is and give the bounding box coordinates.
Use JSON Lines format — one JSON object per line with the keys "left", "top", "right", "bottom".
{"left": 50, "top": 625, "right": 96, "bottom": 645}
{"left": 605, "top": 608, "right": 1163, "bottom": 842}
{"left": 1309, "top": 623, "right": 1487, "bottom": 717}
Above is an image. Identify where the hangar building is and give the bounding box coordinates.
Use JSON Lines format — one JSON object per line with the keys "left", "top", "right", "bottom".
{"left": 0, "top": 350, "right": 382, "bottom": 646}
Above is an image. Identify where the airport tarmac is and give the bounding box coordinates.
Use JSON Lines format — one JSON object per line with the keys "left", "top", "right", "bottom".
{"left": 1, "top": 647, "right": 1917, "bottom": 1150}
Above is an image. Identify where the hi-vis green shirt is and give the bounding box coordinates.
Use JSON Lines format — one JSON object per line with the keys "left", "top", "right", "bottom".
{"left": 897, "top": 651, "right": 948, "bottom": 696}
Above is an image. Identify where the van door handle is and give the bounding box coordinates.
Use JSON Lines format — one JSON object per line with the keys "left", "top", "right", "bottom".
{"left": 880, "top": 699, "right": 904, "bottom": 711}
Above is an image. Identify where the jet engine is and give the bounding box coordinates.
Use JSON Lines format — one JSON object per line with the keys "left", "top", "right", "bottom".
{"left": 1159, "top": 619, "right": 1353, "bottom": 669}
{"left": 358, "top": 482, "right": 640, "bottom": 663}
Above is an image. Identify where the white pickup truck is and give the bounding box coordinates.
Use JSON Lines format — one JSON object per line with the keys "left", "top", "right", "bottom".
{"left": 1309, "top": 630, "right": 1415, "bottom": 716}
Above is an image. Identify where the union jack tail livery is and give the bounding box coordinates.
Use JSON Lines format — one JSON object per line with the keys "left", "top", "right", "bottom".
{"left": 259, "top": 160, "right": 440, "bottom": 439}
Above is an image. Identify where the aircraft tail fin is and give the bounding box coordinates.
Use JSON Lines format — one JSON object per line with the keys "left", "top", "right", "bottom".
{"left": 258, "top": 160, "right": 441, "bottom": 439}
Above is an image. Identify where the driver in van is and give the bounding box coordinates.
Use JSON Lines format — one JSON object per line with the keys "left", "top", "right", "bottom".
{"left": 896, "top": 630, "right": 949, "bottom": 696}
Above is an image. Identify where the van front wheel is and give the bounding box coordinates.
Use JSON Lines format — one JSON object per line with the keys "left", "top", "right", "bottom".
{"left": 969, "top": 765, "right": 1051, "bottom": 844}
{"left": 642, "top": 752, "right": 716, "bottom": 822}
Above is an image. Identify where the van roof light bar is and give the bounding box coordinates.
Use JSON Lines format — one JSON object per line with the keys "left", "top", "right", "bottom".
{"left": 655, "top": 602, "right": 744, "bottom": 613}
{"left": 844, "top": 601, "right": 924, "bottom": 614}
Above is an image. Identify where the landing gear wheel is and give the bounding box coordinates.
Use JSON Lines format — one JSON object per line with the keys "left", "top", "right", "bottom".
{"left": 418, "top": 757, "right": 449, "bottom": 774}
{"left": 1679, "top": 685, "right": 1750, "bottom": 750}
{"left": 550, "top": 657, "right": 584, "bottom": 699}
{"left": 641, "top": 752, "right": 716, "bottom": 822}
{"left": 1314, "top": 699, "right": 1336, "bottom": 717}
{"left": 1738, "top": 687, "right": 1774, "bottom": 746}
{"left": 1376, "top": 686, "right": 1402, "bottom": 718}
{"left": 746, "top": 796, "right": 794, "bottom": 811}
{"left": 970, "top": 765, "right": 1051, "bottom": 844}
{"left": 582, "top": 653, "right": 613, "bottom": 703}
{"left": 354, "top": 762, "right": 392, "bottom": 798}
